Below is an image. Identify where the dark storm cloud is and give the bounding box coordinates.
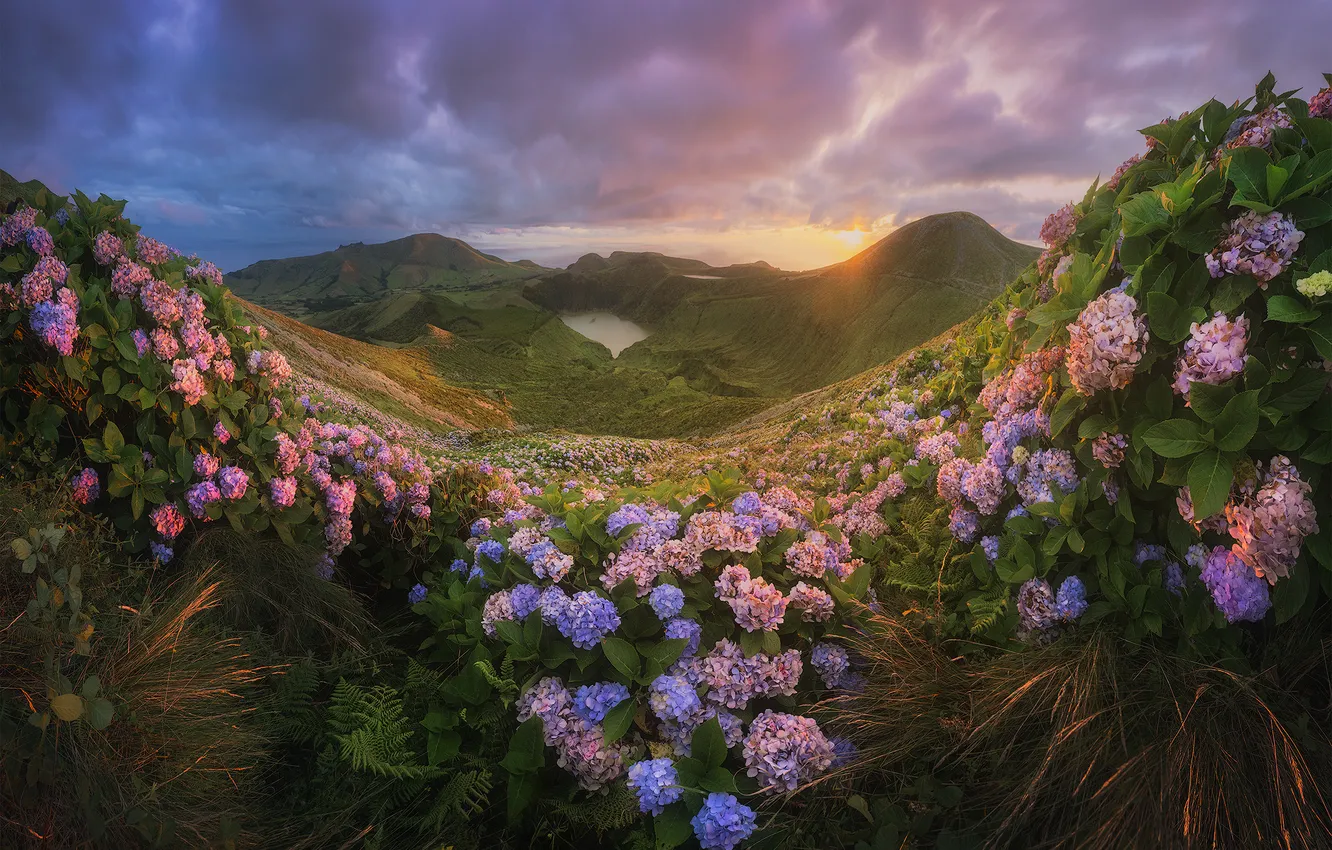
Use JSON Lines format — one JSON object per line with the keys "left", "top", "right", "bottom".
{"left": 2, "top": 0, "right": 1330, "bottom": 269}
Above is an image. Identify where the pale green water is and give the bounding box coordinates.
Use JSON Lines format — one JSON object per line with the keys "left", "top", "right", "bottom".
{"left": 558, "top": 311, "right": 649, "bottom": 357}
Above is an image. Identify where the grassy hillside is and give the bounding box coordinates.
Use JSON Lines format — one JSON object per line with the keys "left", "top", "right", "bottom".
{"left": 237, "top": 298, "right": 514, "bottom": 434}
{"left": 0, "top": 168, "right": 48, "bottom": 209}
{"left": 528, "top": 212, "right": 1039, "bottom": 396}
{"left": 313, "top": 290, "right": 771, "bottom": 436}
{"left": 224, "top": 232, "right": 548, "bottom": 316}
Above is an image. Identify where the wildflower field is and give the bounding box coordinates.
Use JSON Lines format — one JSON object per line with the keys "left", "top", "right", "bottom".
{"left": 5, "top": 73, "right": 1332, "bottom": 849}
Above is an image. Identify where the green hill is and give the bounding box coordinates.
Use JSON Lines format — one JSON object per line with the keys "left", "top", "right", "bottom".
{"left": 223, "top": 232, "right": 548, "bottom": 316}
{"left": 1, "top": 168, "right": 56, "bottom": 210}
{"left": 527, "top": 211, "right": 1039, "bottom": 395}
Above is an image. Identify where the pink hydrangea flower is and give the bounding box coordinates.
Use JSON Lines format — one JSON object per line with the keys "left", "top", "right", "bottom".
{"left": 1174, "top": 312, "right": 1249, "bottom": 397}
{"left": 1066, "top": 289, "right": 1147, "bottom": 394}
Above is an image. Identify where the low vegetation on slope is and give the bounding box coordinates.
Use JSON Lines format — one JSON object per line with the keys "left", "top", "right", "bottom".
{"left": 5, "top": 72, "right": 1332, "bottom": 850}
{"left": 225, "top": 231, "right": 547, "bottom": 316}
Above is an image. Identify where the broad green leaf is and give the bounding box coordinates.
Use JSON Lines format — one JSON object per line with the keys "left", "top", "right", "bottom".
{"left": 602, "top": 637, "right": 640, "bottom": 680}
{"left": 601, "top": 698, "right": 636, "bottom": 744}
{"left": 1143, "top": 419, "right": 1207, "bottom": 457}
{"left": 654, "top": 804, "right": 695, "bottom": 849}
{"left": 1188, "top": 381, "right": 1234, "bottom": 423}
{"left": 51, "top": 694, "right": 84, "bottom": 722}
{"left": 1267, "top": 295, "right": 1320, "bottom": 323}
{"left": 499, "top": 716, "right": 546, "bottom": 775}
{"left": 1187, "top": 450, "right": 1234, "bottom": 521}
{"left": 691, "top": 717, "right": 728, "bottom": 768}
{"left": 1212, "top": 391, "right": 1260, "bottom": 452}
{"left": 87, "top": 697, "right": 114, "bottom": 731}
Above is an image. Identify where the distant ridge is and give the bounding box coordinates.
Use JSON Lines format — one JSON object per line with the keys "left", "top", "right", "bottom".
{"left": 523, "top": 211, "right": 1040, "bottom": 394}
{"left": 224, "top": 232, "right": 548, "bottom": 316}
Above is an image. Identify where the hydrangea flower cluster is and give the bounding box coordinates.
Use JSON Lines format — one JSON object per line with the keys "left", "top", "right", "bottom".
{"left": 741, "top": 710, "right": 835, "bottom": 793}
{"left": 516, "top": 677, "right": 629, "bottom": 790}
{"left": 70, "top": 468, "right": 100, "bottom": 505}
{"left": 1066, "top": 289, "right": 1147, "bottom": 394}
{"left": 626, "top": 758, "right": 682, "bottom": 816}
{"left": 572, "top": 681, "right": 630, "bottom": 724}
{"left": 691, "top": 793, "right": 756, "bottom": 850}
{"left": 1199, "top": 546, "right": 1271, "bottom": 623}
{"left": 1173, "top": 313, "right": 1249, "bottom": 396}
{"left": 714, "top": 565, "right": 787, "bottom": 631}
{"left": 1205, "top": 211, "right": 1303, "bottom": 284}
{"left": 1224, "top": 455, "right": 1318, "bottom": 584}
{"left": 810, "top": 642, "right": 851, "bottom": 689}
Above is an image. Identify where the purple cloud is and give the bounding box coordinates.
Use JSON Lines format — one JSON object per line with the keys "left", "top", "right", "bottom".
{"left": 2, "top": 0, "right": 1329, "bottom": 269}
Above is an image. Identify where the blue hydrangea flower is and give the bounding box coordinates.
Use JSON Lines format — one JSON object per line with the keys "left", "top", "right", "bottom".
{"left": 1164, "top": 562, "right": 1185, "bottom": 597}
{"left": 475, "top": 539, "right": 505, "bottom": 565}
{"left": 650, "top": 674, "right": 701, "bottom": 722}
{"left": 627, "top": 758, "right": 683, "bottom": 815}
{"left": 664, "top": 617, "right": 702, "bottom": 656}
{"left": 555, "top": 591, "right": 620, "bottom": 649}
{"left": 649, "top": 584, "right": 685, "bottom": 619}
{"left": 692, "top": 792, "right": 756, "bottom": 850}
{"left": 829, "top": 736, "right": 857, "bottom": 768}
{"left": 408, "top": 583, "right": 427, "bottom": 605}
{"left": 470, "top": 517, "right": 491, "bottom": 537}
{"left": 1134, "top": 541, "right": 1166, "bottom": 566}
{"left": 150, "top": 542, "right": 173, "bottom": 563}
{"left": 731, "top": 491, "right": 761, "bottom": 516}
{"left": 572, "top": 682, "right": 630, "bottom": 724}
{"left": 981, "top": 535, "right": 1000, "bottom": 562}
{"left": 1054, "top": 576, "right": 1088, "bottom": 621}
{"left": 510, "top": 583, "right": 541, "bottom": 619}
{"left": 606, "top": 503, "right": 651, "bottom": 536}
{"left": 1199, "top": 546, "right": 1271, "bottom": 623}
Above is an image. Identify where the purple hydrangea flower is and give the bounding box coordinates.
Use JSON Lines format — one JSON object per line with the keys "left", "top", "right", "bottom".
{"left": 1205, "top": 211, "right": 1302, "bottom": 285}
{"left": 664, "top": 617, "right": 702, "bottom": 656}
{"left": 1054, "top": 576, "right": 1088, "bottom": 621}
{"left": 70, "top": 468, "right": 100, "bottom": 505}
{"left": 216, "top": 466, "right": 249, "bottom": 500}
{"left": 649, "top": 583, "right": 686, "bottom": 619}
{"left": 650, "top": 674, "right": 702, "bottom": 722}
{"left": 1017, "top": 578, "right": 1058, "bottom": 632}
{"left": 627, "top": 758, "right": 683, "bottom": 816}
{"left": 150, "top": 541, "right": 174, "bottom": 563}
{"left": 1199, "top": 546, "right": 1271, "bottom": 623}
{"left": 692, "top": 792, "right": 757, "bottom": 850}
{"left": 510, "top": 583, "right": 541, "bottom": 619}
{"left": 408, "top": 583, "right": 427, "bottom": 605}
{"left": 572, "top": 681, "right": 630, "bottom": 724}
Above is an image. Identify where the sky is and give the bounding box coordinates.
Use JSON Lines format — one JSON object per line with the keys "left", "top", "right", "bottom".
{"left": 4, "top": 1, "right": 1331, "bottom": 273}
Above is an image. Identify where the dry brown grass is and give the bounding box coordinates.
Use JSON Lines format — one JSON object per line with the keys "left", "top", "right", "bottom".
{"left": 824, "top": 611, "right": 1332, "bottom": 850}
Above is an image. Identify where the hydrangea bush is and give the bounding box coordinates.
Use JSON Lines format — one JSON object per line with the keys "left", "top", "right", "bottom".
{"left": 0, "top": 188, "right": 494, "bottom": 592}
{"left": 411, "top": 471, "right": 871, "bottom": 847}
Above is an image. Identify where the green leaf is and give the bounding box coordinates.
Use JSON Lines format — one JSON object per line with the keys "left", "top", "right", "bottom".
{"left": 1267, "top": 368, "right": 1328, "bottom": 414}
{"left": 654, "top": 804, "right": 695, "bottom": 849}
{"left": 1188, "top": 381, "right": 1234, "bottom": 423}
{"left": 700, "top": 766, "right": 738, "bottom": 793}
{"left": 1211, "top": 275, "right": 1258, "bottom": 315}
{"left": 1119, "top": 190, "right": 1171, "bottom": 236}
{"left": 1047, "top": 389, "right": 1083, "bottom": 438}
{"left": 499, "top": 716, "right": 546, "bottom": 775}
{"left": 1187, "top": 450, "right": 1234, "bottom": 521}
{"left": 602, "top": 699, "right": 635, "bottom": 744}
{"left": 103, "top": 421, "right": 125, "bottom": 452}
{"left": 602, "top": 637, "right": 641, "bottom": 680}
{"left": 51, "top": 694, "right": 84, "bottom": 722}
{"left": 691, "top": 717, "right": 728, "bottom": 768}
{"left": 507, "top": 771, "right": 540, "bottom": 824}
{"left": 1267, "top": 295, "right": 1320, "bottom": 323}
{"left": 1273, "top": 563, "right": 1310, "bottom": 625}
{"left": 87, "top": 697, "right": 114, "bottom": 731}
{"left": 1212, "top": 391, "right": 1260, "bottom": 452}
{"left": 1306, "top": 315, "right": 1332, "bottom": 361}
{"left": 1142, "top": 419, "right": 1207, "bottom": 458}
